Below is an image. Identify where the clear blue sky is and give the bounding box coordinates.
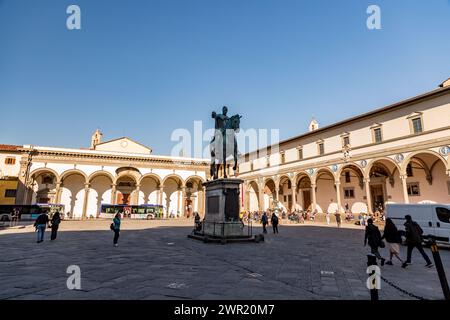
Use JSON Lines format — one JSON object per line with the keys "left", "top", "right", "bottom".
{"left": 1, "top": 0, "right": 449, "bottom": 155}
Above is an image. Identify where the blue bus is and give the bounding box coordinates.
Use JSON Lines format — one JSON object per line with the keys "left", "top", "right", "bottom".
{"left": 99, "top": 204, "right": 163, "bottom": 219}
{"left": 0, "top": 204, "right": 65, "bottom": 221}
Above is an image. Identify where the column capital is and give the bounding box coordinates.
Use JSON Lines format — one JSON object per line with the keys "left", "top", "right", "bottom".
{"left": 135, "top": 184, "right": 141, "bottom": 189}
{"left": 334, "top": 181, "right": 341, "bottom": 186}
{"left": 84, "top": 183, "right": 90, "bottom": 189}
{"left": 310, "top": 182, "right": 316, "bottom": 187}
{"left": 400, "top": 174, "right": 408, "bottom": 180}
{"left": 363, "top": 178, "right": 370, "bottom": 184}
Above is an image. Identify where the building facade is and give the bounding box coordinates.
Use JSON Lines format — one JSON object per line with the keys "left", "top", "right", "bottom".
{"left": 0, "top": 132, "right": 210, "bottom": 219}
{"left": 239, "top": 79, "right": 450, "bottom": 214}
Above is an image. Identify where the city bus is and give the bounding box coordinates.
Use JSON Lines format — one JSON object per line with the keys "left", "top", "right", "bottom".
{"left": 0, "top": 204, "right": 65, "bottom": 221}
{"left": 99, "top": 204, "right": 163, "bottom": 220}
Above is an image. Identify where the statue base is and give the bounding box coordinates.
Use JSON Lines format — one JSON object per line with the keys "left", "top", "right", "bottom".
{"left": 187, "top": 178, "right": 263, "bottom": 244}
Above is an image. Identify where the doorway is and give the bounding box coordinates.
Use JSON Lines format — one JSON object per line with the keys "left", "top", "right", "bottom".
{"left": 303, "top": 190, "right": 311, "bottom": 211}
{"left": 370, "top": 184, "right": 385, "bottom": 212}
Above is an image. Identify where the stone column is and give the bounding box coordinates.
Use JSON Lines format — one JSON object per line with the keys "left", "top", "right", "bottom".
{"left": 274, "top": 186, "right": 279, "bottom": 202}
{"left": 54, "top": 182, "right": 62, "bottom": 204}
{"left": 82, "top": 183, "right": 90, "bottom": 220}
{"left": 245, "top": 189, "right": 250, "bottom": 212}
{"left": 400, "top": 175, "right": 409, "bottom": 204}
{"left": 364, "top": 178, "right": 373, "bottom": 214}
{"left": 291, "top": 183, "right": 297, "bottom": 211}
{"left": 258, "top": 189, "right": 264, "bottom": 211}
{"left": 181, "top": 186, "right": 186, "bottom": 217}
{"left": 335, "top": 181, "right": 342, "bottom": 213}
{"left": 198, "top": 186, "right": 205, "bottom": 215}
{"left": 311, "top": 182, "right": 317, "bottom": 211}
{"left": 110, "top": 184, "right": 117, "bottom": 205}
{"left": 134, "top": 184, "right": 141, "bottom": 205}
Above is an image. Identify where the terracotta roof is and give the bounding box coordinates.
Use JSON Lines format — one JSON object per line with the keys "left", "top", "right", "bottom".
{"left": 0, "top": 144, "right": 21, "bottom": 151}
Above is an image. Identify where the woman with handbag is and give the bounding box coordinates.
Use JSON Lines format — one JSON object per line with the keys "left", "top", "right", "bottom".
{"left": 382, "top": 218, "right": 405, "bottom": 266}
{"left": 364, "top": 218, "right": 386, "bottom": 266}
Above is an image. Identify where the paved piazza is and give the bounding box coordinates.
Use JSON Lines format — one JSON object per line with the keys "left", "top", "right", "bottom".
{"left": 1, "top": 219, "right": 449, "bottom": 300}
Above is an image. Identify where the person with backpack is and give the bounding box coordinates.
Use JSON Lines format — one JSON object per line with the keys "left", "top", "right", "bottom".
{"left": 34, "top": 211, "right": 50, "bottom": 243}
{"left": 364, "top": 218, "right": 386, "bottom": 266}
{"left": 382, "top": 218, "right": 405, "bottom": 265}
{"left": 111, "top": 213, "right": 121, "bottom": 247}
{"left": 271, "top": 212, "right": 279, "bottom": 234}
{"left": 50, "top": 211, "right": 61, "bottom": 241}
{"left": 402, "top": 215, "right": 433, "bottom": 268}
{"left": 261, "top": 211, "right": 268, "bottom": 234}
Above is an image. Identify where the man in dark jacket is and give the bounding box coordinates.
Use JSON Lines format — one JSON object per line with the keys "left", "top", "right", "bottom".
{"left": 34, "top": 211, "right": 49, "bottom": 243}
{"left": 271, "top": 212, "right": 279, "bottom": 234}
{"left": 402, "top": 215, "right": 433, "bottom": 268}
{"left": 261, "top": 212, "right": 268, "bottom": 234}
{"left": 364, "top": 218, "right": 385, "bottom": 266}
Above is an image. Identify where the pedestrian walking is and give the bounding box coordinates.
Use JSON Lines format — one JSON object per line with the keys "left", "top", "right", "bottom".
{"left": 112, "top": 213, "right": 121, "bottom": 247}
{"left": 402, "top": 215, "right": 433, "bottom": 268}
{"left": 382, "top": 218, "right": 404, "bottom": 265}
{"left": 364, "top": 218, "right": 386, "bottom": 266}
{"left": 271, "top": 212, "right": 279, "bottom": 234}
{"left": 261, "top": 211, "right": 268, "bottom": 234}
{"left": 334, "top": 211, "right": 341, "bottom": 228}
{"left": 326, "top": 211, "right": 330, "bottom": 225}
{"left": 34, "top": 211, "right": 49, "bottom": 243}
{"left": 50, "top": 211, "right": 61, "bottom": 241}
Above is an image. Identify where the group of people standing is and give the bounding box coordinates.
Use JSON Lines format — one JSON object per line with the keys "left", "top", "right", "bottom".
{"left": 33, "top": 210, "right": 62, "bottom": 243}
{"left": 364, "top": 215, "right": 433, "bottom": 268}
{"left": 260, "top": 211, "right": 280, "bottom": 234}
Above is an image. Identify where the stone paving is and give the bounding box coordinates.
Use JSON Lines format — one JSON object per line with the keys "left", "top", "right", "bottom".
{"left": 0, "top": 219, "right": 449, "bottom": 300}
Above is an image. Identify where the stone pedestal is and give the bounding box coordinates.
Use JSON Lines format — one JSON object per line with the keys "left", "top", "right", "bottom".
{"left": 202, "top": 178, "right": 244, "bottom": 238}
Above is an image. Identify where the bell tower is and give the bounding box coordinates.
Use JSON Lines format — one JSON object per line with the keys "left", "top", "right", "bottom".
{"left": 308, "top": 117, "right": 319, "bottom": 132}
{"left": 90, "top": 129, "right": 103, "bottom": 149}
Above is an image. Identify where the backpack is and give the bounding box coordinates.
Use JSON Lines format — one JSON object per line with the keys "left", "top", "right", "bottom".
{"left": 110, "top": 223, "right": 115, "bottom": 231}
{"left": 414, "top": 222, "right": 423, "bottom": 236}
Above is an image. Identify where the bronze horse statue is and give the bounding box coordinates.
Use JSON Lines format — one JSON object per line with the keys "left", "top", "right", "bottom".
{"left": 210, "top": 114, "right": 241, "bottom": 179}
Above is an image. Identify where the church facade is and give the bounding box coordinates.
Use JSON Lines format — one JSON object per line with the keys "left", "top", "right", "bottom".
{"left": 0, "top": 131, "right": 209, "bottom": 219}
{"left": 239, "top": 79, "right": 450, "bottom": 214}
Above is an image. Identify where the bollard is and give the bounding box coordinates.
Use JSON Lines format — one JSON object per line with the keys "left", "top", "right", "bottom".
{"left": 428, "top": 238, "right": 450, "bottom": 300}
{"left": 367, "top": 254, "right": 379, "bottom": 301}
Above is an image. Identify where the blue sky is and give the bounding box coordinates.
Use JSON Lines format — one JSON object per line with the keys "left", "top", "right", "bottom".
{"left": 1, "top": 0, "right": 449, "bottom": 155}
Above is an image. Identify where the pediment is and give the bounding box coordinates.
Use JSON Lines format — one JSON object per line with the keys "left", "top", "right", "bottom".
{"left": 94, "top": 137, "right": 152, "bottom": 154}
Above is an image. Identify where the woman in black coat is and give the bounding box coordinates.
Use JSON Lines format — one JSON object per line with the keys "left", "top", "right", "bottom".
{"left": 382, "top": 218, "right": 404, "bottom": 265}
{"left": 50, "top": 211, "right": 61, "bottom": 241}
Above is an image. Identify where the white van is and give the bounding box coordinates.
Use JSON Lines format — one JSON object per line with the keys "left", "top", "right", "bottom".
{"left": 385, "top": 203, "right": 450, "bottom": 244}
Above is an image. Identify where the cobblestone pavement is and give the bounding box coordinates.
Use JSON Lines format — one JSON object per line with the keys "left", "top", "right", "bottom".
{"left": 0, "top": 219, "right": 449, "bottom": 300}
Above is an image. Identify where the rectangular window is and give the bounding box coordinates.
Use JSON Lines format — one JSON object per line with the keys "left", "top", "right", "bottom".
{"left": 297, "top": 148, "right": 303, "bottom": 160}
{"left": 342, "top": 136, "right": 350, "bottom": 147}
{"left": 345, "top": 171, "right": 351, "bottom": 183}
{"left": 280, "top": 152, "right": 285, "bottom": 164}
{"left": 4, "top": 157, "right": 16, "bottom": 165}
{"left": 318, "top": 143, "right": 325, "bottom": 155}
{"left": 447, "top": 181, "right": 450, "bottom": 195}
{"left": 284, "top": 195, "right": 287, "bottom": 202}
{"left": 287, "top": 181, "right": 291, "bottom": 189}
{"left": 373, "top": 128, "right": 382, "bottom": 143}
{"left": 412, "top": 117, "right": 423, "bottom": 134}
{"left": 344, "top": 188, "right": 355, "bottom": 199}
{"left": 407, "top": 182, "right": 420, "bottom": 196}
{"left": 250, "top": 161, "right": 254, "bottom": 171}
{"left": 406, "top": 164, "right": 413, "bottom": 177}
{"left": 4, "top": 189, "right": 17, "bottom": 198}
